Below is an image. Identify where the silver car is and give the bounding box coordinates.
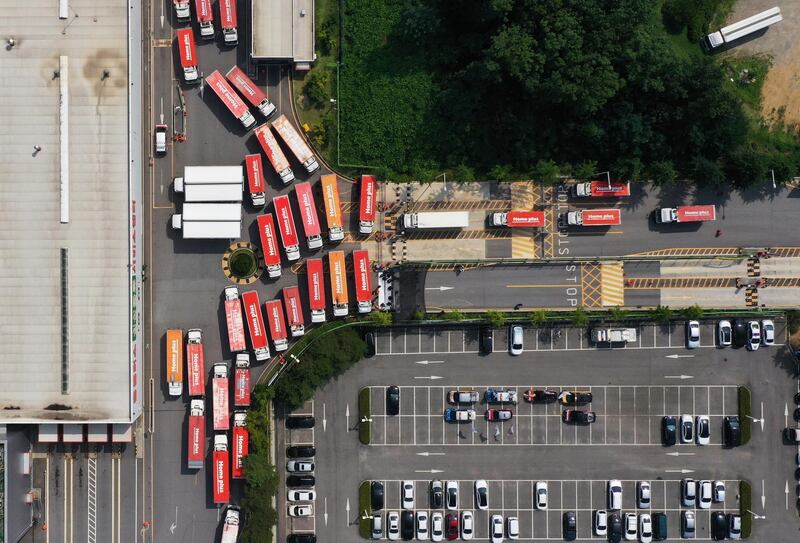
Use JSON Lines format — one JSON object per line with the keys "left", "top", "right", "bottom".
{"left": 686, "top": 320, "right": 700, "bottom": 349}
{"left": 681, "top": 511, "right": 695, "bottom": 539}
{"left": 509, "top": 325, "right": 523, "bottom": 355}
{"left": 717, "top": 320, "right": 732, "bottom": 347}
{"left": 761, "top": 319, "right": 775, "bottom": 346}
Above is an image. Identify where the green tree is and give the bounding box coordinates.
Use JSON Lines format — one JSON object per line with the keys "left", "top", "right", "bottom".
{"left": 574, "top": 161, "right": 598, "bottom": 180}
{"left": 529, "top": 310, "right": 547, "bottom": 328}
{"left": 444, "top": 310, "right": 465, "bottom": 321}
{"left": 304, "top": 70, "right": 331, "bottom": 108}
{"left": 369, "top": 311, "right": 393, "bottom": 325}
{"left": 682, "top": 304, "right": 704, "bottom": 320}
{"left": 412, "top": 310, "right": 426, "bottom": 321}
{"left": 651, "top": 305, "right": 673, "bottom": 324}
{"left": 452, "top": 163, "right": 476, "bottom": 183}
{"left": 607, "top": 307, "right": 628, "bottom": 322}
{"left": 533, "top": 159, "right": 561, "bottom": 185}
{"left": 485, "top": 310, "right": 507, "bottom": 328}
{"left": 571, "top": 307, "right": 589, "bottom": 328}
{"left": 648, "top": 160, "right": 678, "bottom": 185}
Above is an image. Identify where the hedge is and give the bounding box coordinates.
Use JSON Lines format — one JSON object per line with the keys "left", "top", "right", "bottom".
{"left": 738, "top": 386, "right": 752, "bottom": 445}
{"left": 740, "top": 480, "right": 752, "bottom": 538}
{"left": 359, "top": 387, "right": 371, "bottom": 445}
{"left": 359, "top": 480, "right": 372, "bottom": 539}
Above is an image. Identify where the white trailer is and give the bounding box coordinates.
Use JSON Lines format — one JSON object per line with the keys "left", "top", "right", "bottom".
{"left": 591, "top": 328, "right": 637, "bottom": 344}
{"left": 402, "top": 211, "right": 470, "bottom": 229}
{"left": 172, "top": 218, "right": 241, "bottom": 239}
{"left": 181, "top": 184, "right": 243, "bottom": 203}
{"left": 178, "top": 203, "right": 242, "bottom": 222}
{"left": 173, "top": 166, "right": 243, "bottom": 191}
{"left": 704, "top": 7, "right": 782, "bottom": 50}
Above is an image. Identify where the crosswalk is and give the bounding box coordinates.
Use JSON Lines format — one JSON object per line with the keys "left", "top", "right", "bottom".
{"left": 600, "top": 262, "right": 625, "bottom": 306}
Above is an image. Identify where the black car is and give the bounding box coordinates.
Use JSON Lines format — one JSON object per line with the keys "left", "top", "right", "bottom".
{"left": 286, "top": 416, "right": 315, "bottom": 429}
{"left": 732, "top": 320, "right": 748, "bottom": 348}
{"left": 430, "top": 480, "right": 444, "bottom": 508}
{"left": 364, "top": 330, "right": 376, "bottom": 357}
{"left": 724, "top": 416, "right": 741, "bottom": 447}
{"left": 526, "top": 389, "right": 558, "bottom": 403}
{"left": 710, "top": 512, "right": 727, "bottom": 541}
{"left": 386, "top": 386, "right": 400, "bottom": 416}
{"left": 558, "top": 390, "right": 592, "bottom": 406}
{"left": 608, "top": 512, "right": 623, "bottom": 543}
{"left": 371, "top": 481, "right": 384, "bottom": 510}
{"left": 563, "top": 511, "right": 577, "bottom": 541}
{"left": 400, "top": 510, "right": 414, "bottom": 540}
{"left": 562, "top": 409, "right": 596, "bottom": 424}
{"left": 653, "top": 512, "right": 667, "bottom": 541}
{"left": 287, "top": 445, "right": 316, "bottom": 458}
{"left": 287, "top": 534, "right": 316, "bottom": 543}
{"left": 662, "top": 416, "right": 677, "bottom": 446}
{"left": 480, "top": 327, "right": 494, "bottom": 354}
{"left": 286, "top": 475, "right": 315, "bottom": 487}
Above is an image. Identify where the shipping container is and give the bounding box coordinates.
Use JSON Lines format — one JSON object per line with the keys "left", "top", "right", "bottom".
{"left": 166, "top": 329, "right": 184, "bottom": 397}
{"left": 186, "top": 328, "right": 206, "bottom": 397}
{"left": 306, "top": 257, "right": 327, "bottom": 323}
{"left": 283, "top": 286, "right": 305, "bottom": 337}
{"left": 233, "top": 353, "right": 251, "bottom": 408}
{"left": 254, "top": 124, "right": 294, "bottom": 184}
{"left": 187, "top": 399, "right": 205, "bottom": 469}
{"left": 353, "top": 250, "right": 372, "bottom": 314}
{"left": 226, "top": 66, "right": 276, "bottom": 118}
{"left": 256, "top": 214, "right": 282, "bottom": 278}
{"left": 358, "top": 175, "right": 377, "bottom": 234}
{"left": 241, "top": 290, "right": 270, "bottom": 361}
{"left": 219, "top": 0, "right": 238, "bottom": 44}
{"left": 320, "top": 174, "right": 344, "bottom": 241}
{"left": 223, "top": 286, "right": 247, "bottom": 352}
{"left": 489, "top": 210, "right": 546, "bottom": 228}
{"left": 212, "top": 363, "right": 230, "bottom": 431}
{"left": 271, "top": 114, "right": 319, "bottom": 174}
{"left": 194, "top": 0, "right": 214, "bottom": 38}
{"left": 206, "top": 70, "right": 255, "bottom": 129}
{"left": 244, "top": 154, "right": 266, "bottom": 206}
{"left": 573, "top": 180, "right": 630, "bottom": 198}
{"left": 295, "top": 182, "right": 323, "bottom": 250}
{"left": 176, "top": 29, "right": 199, "bottom": 83}
{"left": 212, "top": 434, "right": 230, "bottom": 504}
{"left": 265, "top": 299, "right": 289, "bottom": 352}
{"left": 328, "top": 251, "right": 349, "bottom": 317}
{"left": 231, "top": 412, "right": 249, "bottom": 479}
{"left": 273, "top": 195, "right": 301, "bottom": 261}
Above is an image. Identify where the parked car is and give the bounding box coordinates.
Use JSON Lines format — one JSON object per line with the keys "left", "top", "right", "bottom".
{"left": 563, "top": 511, "right": 577, "bottom": 541}
{"left": 680, "top": 415, "right": 694, "bottom": 443}
{"left": 698, "top": 480, "right": 712, "bottom": 509}
{"left": 594, "top": 510, "right": 608, "bottom": 536}
{"left": 639, "top": 513, "right": 653, "bottom": 543}
{"left": 430, "top": 480, "right": 444, "bottom": 509}
{"left": 480, "top": 327, "right": 494, "bottom": 355}
{"left": 401, "top": 510, "right": 414, "bottom": 541}
{"left": 371, "top": 481, "right": 384, "bottom": 510}
{"left": 535, "top": 481, "right": 548, "bottom": 509}
{"left": 288, "top": 490, "right": 316, "bottom": 501}
{"left": 431, "top": 512, "right": 444, "bottom": 542}
{"left": 444, "top": 408, "right": 476, "bottom": 423}
{"left": 695, "top": 415, "right": 710, "bottom": 445}
{"left": 686, "top": 320, "right": 700, "bottom": 349}
{"left": 287, "top": 534, "right": 316, "bottom": 543}
{"left": 681, "top": 511, "right": 695, "bottom": 539}
{"left": 717, "top": 320, "right": 732, "bottom": 347}
{"left": 524, "top": 388, "right": 558, "bottom": 403}
{"left": 724, "top": 416, "right": 741, "bottom": 447}
{"left": 446, "top": 481, "right": 458, "bottom": 510}
{"left": 608, "top": 513, "right": 623, "bottom": 543}
{"left": 372, "top": 513, "right": 383, "bottom": 540}
{"left": 460, "top": 511, "right": 474, "bottom": 540}
{"left": 288, "top": 504, "right": 313, "bottom": 517}
{"left": 506, "top": 516, "right": 519, "bottom": 540}
{"left": 386, "top": 386, "right": 400, "bottom": 416}
{"left": 287, "top": 445, "right": 316, "bottom": 458}
{"left": 747, "top": 321, "right": 761, "bottom": 351}
{"left": 652, "top": 512, "right": 667, "bottom": 541}
{"left": 762, "top": 319, "right": 775, "bottom": 345}
{"left": 485, "top": 409, "right": 513, "bottom": 421}
{"left": 401, "top": 480, "right": 414, "bottom": 509}
{"left": 558, "top": 390, "right": 593, "bottom": 405}
{"left": 447, "top": 390, "right": 480, "bottom": 404}
{"left": 713, "top": 481, "right": 726, "bottom": 503}
{"left": 286, "top": 416, "right": 315, "bottom": 429}
{"left": 445, "top": 513, "right": 458, "bottom": 540}
{"left": 416, "top": 511, "right": 429, "bottom": 540}
{"left": 662, "top": 416, "right": 677, "bottom": 446}
{"left": 509, "top": 325, "right": 523, "bottom": 355}
{"left": 711, "top": 512, "right": 727, "bottom": 541}
{"left": 732, "top": 320, "right": 748, "bottom": 348}
{"left": 485, "top": 388, "right": 518, "bottom": 404}
{"left": 608, "top": 480, "right": 623, "bottom": 510}
{"left": 562, "top": 409, "right": 596, "bottom": 424}
{"left": 784, "top": 426, "right": 800, "bottom": 443}
{"left": 155, "top": 124, "right": 168, "bottom": 154}
{"left": 286, "top": 475, "right": 315, "bottom": 487}
{"left": 489, "top": 514, "right": 503, "bottom": 543}
{"left": 387, "top": 511, "right": 400, "bottom": 541}
{"left": 286, "top": 460, "right": 314, "bottom": 472}
{"left": 623, "top": 512, "right": 637, "bottom": 541}
{"left": 727, "top": 514, "right": 742, "bottom": 540}
{"left": 638, "top": 481, "right": 651, "bottom": 508}
{"left": 682, "top": 479, "right": 697, "bottom": 507}
{"left": 474, "top": 480, "right": 489, "bottom": 510}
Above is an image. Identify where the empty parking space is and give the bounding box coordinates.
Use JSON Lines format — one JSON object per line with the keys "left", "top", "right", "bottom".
{"left": 370, "top": 478, "right": 740, "bottom": 540}
{"left": 369, "top": 385, "right": 739, "bottom": 447}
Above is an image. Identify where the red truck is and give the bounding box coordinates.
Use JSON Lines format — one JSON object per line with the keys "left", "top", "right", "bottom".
{"left": 212, "top": 434, "right": 230, "bottom": 504}
{"left": 187, "top": 399, "right": 205, "bottom": 470}
{"left": 306, "top": 258, "right": 327, "bottom": 323}
{"left": 295, "top": 181, "right": 323, "bottom": 250}
{"left": 212, "top": 363, "right": 230, "bottom": 431}
{"left": 256, "top": 214, "right": 282, "bottom": 278}
{"left": 490, "top": 210, "right": 546, "bottom": 228}
{"left": 223, "top": 286, "right": 247, "bottom": 353}
{"left": 231, "top": 412, "right": 249, "bottom": 479}
{"left": 176, "top": 29, "right": 199, "bottom": 84}
{"left": 186, "top": 329, "right": 205, "bottom": 397}
{"left": 254, "top": 124, "right": 294, "bottom": 184}
{"left": 655, "top": 205, "right": 717, "bottom": 224}
{"left": 234, "top": 353, "right": 251, "bottom": 408}
{"left": 273, "top": 195, "right": 301, "bottom": 261}
{"left": 265, "top": 299, "right": 289, "bottom": 352}
{"left": 206, "top": 70, "right": 255, "bottom": 129}
{"left": 194, "top": 0, "right": 214, "bottom": 39}
{"left": 563, "top": 208, "right": 621, "bottom": 227}
{"left": 219, "top": 0, "right": 238, "bottom": 45}
{"left": 353, "top": 250, "right": 372, "bottom": 314}
{"left": 241, "top": 290, "right": 270, "bottom": 361}
{"left": 226, "top": 66, "right": 276, "bottom": 119}
{"left": 283, "top": 286, "right": 305, "bottom": 337}
{"left": 573, "top": 180, "right": 630, "bottom": 198}
{"left": 244, "top": 154, "right": 266, "bottom": 207}
{"left": 358, "top": 175, "right": 377, "bottom": 234}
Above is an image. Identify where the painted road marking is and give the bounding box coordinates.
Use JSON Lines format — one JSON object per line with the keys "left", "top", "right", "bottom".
{"left": 600, "top": 261, "right": 625, "bottom": 306}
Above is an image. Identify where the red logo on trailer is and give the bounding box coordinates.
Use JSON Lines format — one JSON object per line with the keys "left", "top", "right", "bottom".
{"left": 283, "top": 286, "right": 304, "bottom": 326}
{"left": 195, "top": 0, "right": 212, "bottom": 21}
{"left": 220, "top": 0, "right": 237, "bottom": 27}
{"left": 581, "top": 209, "right": 621, "bottom": 226}
{"left": 360, "top": 176, "right": 376, "bottom": 221}
{"left": 245, "top": 154, "right": 265, "bottom": 193}
{"left": 186, "top": 343, "right": 205, "bottom": 397}
{"left": 306, "top": 258, "right": 326, "bottom": 310}
{"left": 265, "top": 300, "right": 286, "bottom": 340}
{"left": 273, "top": 196, "right": 299, "bottom": 247}
{"left": 507, "top": 211, "right": 545, "bottom": 228}
{"left": 206, "top": 71, "right": 248, "bottom": 118}
{"left": 256, "top": 214, "right": 280, "bottom": 263}
{"left": 177, "top": 29, "right": 196, "bottom": 66}
{"left": 353, "top": 250, "right": 371, "bottom": 301}
{"left": 241, "top": 291, "right": 268, "bottom": 350}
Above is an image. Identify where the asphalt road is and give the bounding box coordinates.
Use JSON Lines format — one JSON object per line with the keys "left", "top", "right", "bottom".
{"left": 296, "top": 320, "right": 798, "bottom": 542}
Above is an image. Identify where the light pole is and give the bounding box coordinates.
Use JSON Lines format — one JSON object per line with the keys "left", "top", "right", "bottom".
{"left": 592, "top": 171, "right": 612, "bottom": 187}
{"left": 435, "top": 172, "right": 448, "bottom": 196}
{"left": 770, "top": 169, "right": 776, "bottom": 189}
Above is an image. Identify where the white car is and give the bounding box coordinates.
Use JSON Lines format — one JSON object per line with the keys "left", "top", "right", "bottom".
{"left": 695, "top": 415, "right": 710, "bottom": 446}
{"left": 417, "top": 510, "right": 429, "bottom": 540}
{"left": 747, "top": 320, "right": 761, "bottom": 351}
{"left": 717, "top": 320, "right": 732, "bottom": 347}
{"left": 680, "top": 415, "right": 694, "bottom": 443}
{"left": 431, "top": 512, "right": 444, "bottom": 542}
{"left": 624, "top": 512, "right": 637, "bottom": 541}
{"left": 713, "top": 481, "right": 726, "bottom": 503}
{"left": 594, "top": 510, "right": 608, "bottom": 536}
{"left": 474, "top": 480, "right": 489, "bottom": 510}
{"left": 490, "top": 514, "right": 504, "bottom": 543}
{"left": 387, "top": 511, "right": 400, "bottom": 541}
{"left": 682, "top": 479, "right": 697, "bottom": 507}
{"left": 686, "top": 320, "right": 700, "bottom": 349}
{"left": 287, "top": 489, "right": 316, "bottom": 501}
{"left": 639, "top": 513, "right": 652, "bottom": 543}
{"left": 608, "top": 479, "right": 623, "bottom": 510}
{"left": 681, "top": 511, "right": 695, "bottom": 539}
{"left": 286, "top": 460, "right": 314, "bottom": 472}
{"left": 372, "top": 513, "right": 383, "bottom": 540}
{"left": 154, "top": 124, "right": 168, "bottom": 154}
{"left": 288, "top": 504, "right": 313, "bottom": 517}
{"left": 698, "top": 480, "right": 712, "bottom": 509}
{"left": 728, "top": 514, "right": 741, "bottom": 540}
{"left": 506, "top": 516, "right": 519, "bottom": 540}
{"left": 638, "top": 481, "right": 651, "bottom": 508}
{"left": 446, "top": 480, "right": 459, "bottom": 510}
{"left": 762, "top": 319, "right": 775, "bottom": 345}
{"left": 509, "top": 325, "right": 523, "bottom": 355}
{"left": 461, "top": 511, "right": 474, "bottom": 540}
{"left": 402, "top": 480, "right": 414, "bottom": 509}
{"left": 535, "top": 481, "right": 548, "bottom": 509}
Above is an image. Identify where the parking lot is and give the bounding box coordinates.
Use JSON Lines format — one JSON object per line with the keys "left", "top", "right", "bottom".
{"left": 283, "top": 400, "right": 317, "bottom": 534}
{"left": 373, "top": 477, "right": 741, "bottom": 540}
{"left": 368, "top": 385, "right": 739, "bottom": 447}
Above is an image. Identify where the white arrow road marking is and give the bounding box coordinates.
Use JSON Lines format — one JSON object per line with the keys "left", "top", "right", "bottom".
{"left": 414, "top": 469, "right": 444, "bottom": 474}
{"left": 322, "top": 403, "right": 327, "bottom": 432}
{"left": 762, "top": 480, "right": 766, "bottom": 509}
{"left": 416, "top": 452, "right": 445, "bottom": 457}
{"left": 414, "top": 376, "right": 443, "bottom": 380}
{"left": 665, "top": 354, "right": 695, "bottom": 359}
{"left": 665, "top": 452, "right": 696, "bottom": 457}
{"left": 345, "top": 403, "right": 350, "bottom": 430}
{"left": 665, "top": 469, "right": 694, "bottom": 474}
{"left": 760, "top": 401, "right": 765, "bottom": 432}
{"left": 425, "top": 286, "right": 454, "bottom": 291}
{"left": 416, "top": 360, "right": 445, "bottom": 365}
{"left": 160, "top": 1, "right": 164, "bottom": 28}
{"left": 324, "top": 497, "right": 328, "bottom": 525}
{"left": 785, "top": 403, "right": 789, "bottom": 427}
{"left": 664, "top": 375, "right": 694, "bottom": 380}
{"left": 169, "top": 506, "right": 177, "bottom": 534}
{"left": 159, "top": 97, "right": 164, "bottom": 125}
{"left": 785, "top": 480, "right": 789, "bottom": 510}
{"left": 345, "top": 498, "right": 350, "bottom": 525}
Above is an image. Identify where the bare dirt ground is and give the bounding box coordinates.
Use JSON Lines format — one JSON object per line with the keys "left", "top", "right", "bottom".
{"left": 725, "top": 0, "right": 800, "bottom": 127}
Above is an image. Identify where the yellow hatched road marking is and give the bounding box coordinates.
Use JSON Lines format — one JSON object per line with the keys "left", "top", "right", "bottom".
{"left": 600, "top": 262, "right": 625, "bottom": 306}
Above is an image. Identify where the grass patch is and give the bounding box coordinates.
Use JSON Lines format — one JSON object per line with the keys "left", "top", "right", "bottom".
{"left": 739, "top": 480, "right": 752, "bottom": 538}
{"left": 359, "top": 387, "right": 371, "bottom": 445}
{"left": 359, "top": 480, "right": 372, "bottom": 539}
{"left": 738, "top": 386, "right": 752, "bottom": 445}
{"left": 721, "top": 56, "right": 772, "bottom": 113}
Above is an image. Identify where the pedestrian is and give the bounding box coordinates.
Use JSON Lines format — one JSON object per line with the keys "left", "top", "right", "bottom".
{"left": 33, "top": 145, "right": 42, "bottom": 152}
{"left": 514, "top": 303, "right": 523, "bottom": 310}
{"left": 458, "top": 430, "right": 466, "bottom": 439}
{"left": 715, "top": 229, "right": 722, "bottom": 237}
{"left": 7, "top": 37, "right": 15, "bottom": 49}
{"left": 494, "top": 426, "right": 500, "bottom": 441}
{"left": 508, "top": 425, "right": 515, "bottom": 436}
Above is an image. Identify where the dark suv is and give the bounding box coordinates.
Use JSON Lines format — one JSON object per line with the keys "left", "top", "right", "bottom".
{"left": 287, "top": 445, "right": 316, "bottom": 458}
{"left": 480, "top": 327, "right": 494, "bottom": 354}
{"left": 286, "top": 475, "right": 315, "bottom": 487}
{"left": 371, "top": 481, "right": 384, "bottom": 510}
{"left": 286, "top": 416, "right": 315, "bottom": 429}
{"left": 662, "top": 416, "right": 677, "bottom": 446}
{"left": 724, "top": 416, "right": 741, "bottom": 447}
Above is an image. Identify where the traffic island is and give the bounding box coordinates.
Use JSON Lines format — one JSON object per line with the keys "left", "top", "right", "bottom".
{"left": 359, "top": 387, "right": 371, "bottom": 445}
{"left": 221, "top": 241, "right": 262, "bottom": 285}
{"left": 359, "top": 480, "right": 372, "bottom": 539}
{"left": 738, "top": 386, "right": 752, "bottom": 445}
{"left": 739, "top": 480, "right": 752, "bottom": 538}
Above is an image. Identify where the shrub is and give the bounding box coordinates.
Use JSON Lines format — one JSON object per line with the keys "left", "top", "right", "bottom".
{"left": 740, "top": 480, "right": 752, "bottom": 538}
{"left": 682, "top": 304, "right": 704, "bottom": 320}
{"left": 369, "top": 311, "right": 393, "bottom": 326}
{"left": 529, "top": 310, "right": 547, "bottom": 328}
{"left": 359, "top": 387, "right": 371, "bottom": 445}
{"left": 485, "top": 310, "right": 507, "bottom": 328}
{"left": 304, "top": 70, "right": 331, "bottom": 108}
{"left": 359, "top": 481, "right": 372, "bottom": 538}
{"left": 651, "top": 305, "right": 673, "bottom": 324}
{"left": 571, "top": 307, "right": 589, "bottom": 328}
{"left": 444, "top": 310, "right": 465, "bottom": 322}
{"left": 738, "top": 386, "right": 752, "bottom": 445}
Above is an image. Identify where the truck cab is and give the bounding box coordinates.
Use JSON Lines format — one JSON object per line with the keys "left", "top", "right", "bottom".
{"left": 221, "top": 506, "right": 241, "bottom": 543}
{"left": 172, "top": 0, "right": 190, "bottom": 21}
{"left": 655, "top": 208, "right": 678, "bottom": 224}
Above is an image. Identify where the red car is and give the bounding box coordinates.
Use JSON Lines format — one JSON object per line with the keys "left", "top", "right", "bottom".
{"left": 445, "top": 513, "right": 459, "bottom": 540}
{"left": 485, "top": 409, "right": 513, "bottom": 421}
